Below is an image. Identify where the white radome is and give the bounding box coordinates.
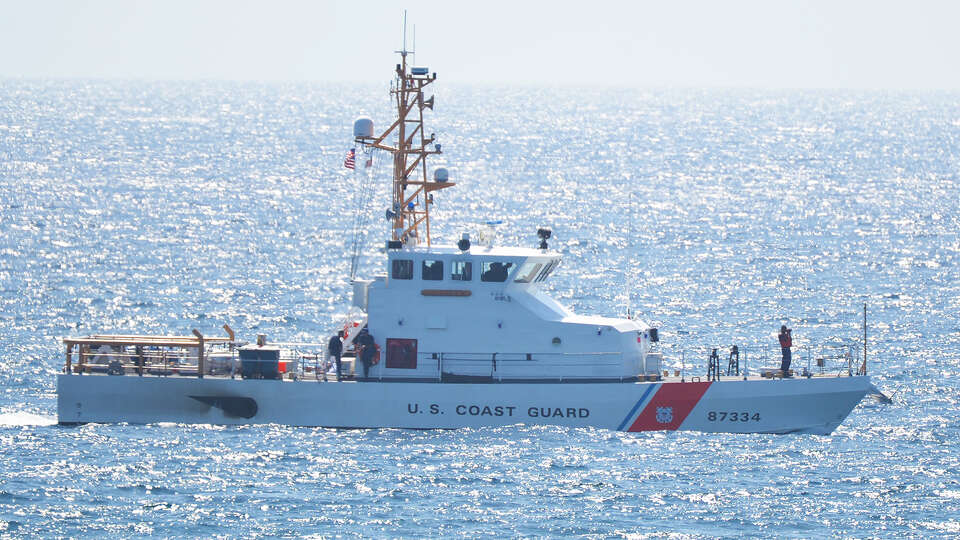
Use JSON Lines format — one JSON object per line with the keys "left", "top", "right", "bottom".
{"left": 353, "top": 117, "right": 374, "bottom": 139}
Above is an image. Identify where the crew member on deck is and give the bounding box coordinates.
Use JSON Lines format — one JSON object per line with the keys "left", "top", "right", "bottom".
{"left": 357, "top": 329, "right": 376, "bottom": 380}
{"left": 779, "top": 325, "right": 793, "bottom": 377}
{"left": 327, "top": 331, "right": 344, "bottom": 381}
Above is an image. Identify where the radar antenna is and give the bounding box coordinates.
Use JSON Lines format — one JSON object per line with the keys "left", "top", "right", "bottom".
{"left": 354, "top": 14, "right": 452, "bottom": 246}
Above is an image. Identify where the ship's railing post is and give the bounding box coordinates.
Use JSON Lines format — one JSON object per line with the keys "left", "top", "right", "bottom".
{"left": 65, "top": 343, "right": 73, "bottom": 374}
{"left": 438, "top": 353, "right": 443, "bottom": 382}
{"left": 193, "top": 329, "right": 205, "bottom": 378}
{"left": 861, "top": 302, "right": 868, "bottom": 376}
{"left": 223, "top": 324, "right": 235, "bottom": 351}
{"left": 78, "top": 344, "right": 86, "bottom": 375}
{"left": 680, "top": 350, "right": 686, "bottom": 382}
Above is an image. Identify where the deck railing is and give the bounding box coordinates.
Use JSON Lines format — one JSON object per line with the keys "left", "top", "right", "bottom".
{"left": 62, "top": 327, "right": 236, "bottom": 378}
{"left": 429, "top": 351, "right": 626, "bottom": 382}
{"left": 61, "top": 331, "right": 867, "bottom": 383}
{"left": 665, "top": 343, "right": 866, "bottom": 381}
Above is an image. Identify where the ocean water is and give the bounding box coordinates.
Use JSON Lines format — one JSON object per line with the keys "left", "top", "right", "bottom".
{"left": 1, "top": 79, "right": 959, "bottom": 537}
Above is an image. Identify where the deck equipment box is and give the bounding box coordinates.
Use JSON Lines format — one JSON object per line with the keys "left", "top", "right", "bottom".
{"left": 239, "top": 345, "right": 281, "bottom": 379}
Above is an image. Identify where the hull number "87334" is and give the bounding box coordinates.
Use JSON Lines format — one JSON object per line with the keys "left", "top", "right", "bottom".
{"left": 707, "top": 411, "right": 761, "bottom": 422}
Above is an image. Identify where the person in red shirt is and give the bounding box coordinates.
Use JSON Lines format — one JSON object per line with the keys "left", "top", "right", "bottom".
{"left": 779, "top": 325, "right": 793, "bottom": 376}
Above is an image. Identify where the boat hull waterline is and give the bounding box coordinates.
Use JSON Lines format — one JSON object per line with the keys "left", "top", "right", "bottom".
{"left": 57, "top": 374, "right": 872, "bottom": 435}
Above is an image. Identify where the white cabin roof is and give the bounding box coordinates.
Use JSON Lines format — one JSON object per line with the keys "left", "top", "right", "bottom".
{"left": 563, "top": 314, "right": 650, "bottom": 332}
{"left": 390, "top": 244, "right": 558, "bottom": 258}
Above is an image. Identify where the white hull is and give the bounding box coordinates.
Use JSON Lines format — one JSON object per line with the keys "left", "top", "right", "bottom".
{"left": 57, "top": 374, "right": 872, "bottom": 435}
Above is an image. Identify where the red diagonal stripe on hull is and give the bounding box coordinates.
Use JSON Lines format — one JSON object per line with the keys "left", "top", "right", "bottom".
{"left": 628, "top": 381, "right": 712, "bottom": 432}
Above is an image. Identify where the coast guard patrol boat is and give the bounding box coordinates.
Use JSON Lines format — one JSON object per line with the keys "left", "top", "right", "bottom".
{"left": 55, "top": 45, "right": 876, "bottom": 434}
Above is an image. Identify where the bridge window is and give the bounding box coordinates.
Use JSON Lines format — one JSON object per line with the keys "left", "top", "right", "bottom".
{"left": 451, "top": 260, "right": 472, "bottom": 281}
{"left": 422, "top": 260, "right": 444, "bottom": 281}
{"left": 392, "top": 259, "right": 413, "bottom": 280}
{"left": 480, "top": 261, "right": 513, "bottom": 282}
{"left": 535, "top": 260, "right": 559, "bottom": 282}
{"left": 513, "top": 262, "right": 543, "bottom": 283}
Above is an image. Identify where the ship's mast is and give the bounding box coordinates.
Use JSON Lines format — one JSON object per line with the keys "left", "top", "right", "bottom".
{"left": 355, "top": 24, "right": 453, "bottom": 246}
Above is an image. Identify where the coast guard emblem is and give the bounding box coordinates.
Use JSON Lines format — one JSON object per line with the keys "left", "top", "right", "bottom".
{"left": 655, "top": 406, "right": 673, "bottom": 424}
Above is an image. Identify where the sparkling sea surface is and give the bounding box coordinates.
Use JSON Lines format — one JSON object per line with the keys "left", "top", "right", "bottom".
{"left": 1, "top": 80, "right": 959, "bottom": 537}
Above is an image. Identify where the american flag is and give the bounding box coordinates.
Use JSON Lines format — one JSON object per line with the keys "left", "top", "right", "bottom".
{"left": 344, "top": 148, "right": 356, "bottom": 170}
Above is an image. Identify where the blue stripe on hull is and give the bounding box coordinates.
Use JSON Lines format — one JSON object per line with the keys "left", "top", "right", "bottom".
{"left": 616, "top": 384, "right": 658, "bottom": 431}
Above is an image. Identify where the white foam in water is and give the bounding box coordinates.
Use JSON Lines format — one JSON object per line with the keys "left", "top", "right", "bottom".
{"left": 0, "top": 411, "right": 57, "bottom": 427}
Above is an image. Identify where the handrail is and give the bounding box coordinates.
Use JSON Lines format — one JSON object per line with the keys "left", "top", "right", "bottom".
{"left": 61, "top": 332, "right": 866, "bottom": 383}
{"left": 425, "top": 351, "right": 627, "bottom": 383}
{"left": 63, "top": 327, "right": 235, "bottom": 377}
{"left": 666, "top": 343, "right": 864, "bottom": 379}
{"left": 418, "top": 350, "right": 623, "bottom": 359}
{"left": 64, "top": 336, "right": 231, "bottom": 347}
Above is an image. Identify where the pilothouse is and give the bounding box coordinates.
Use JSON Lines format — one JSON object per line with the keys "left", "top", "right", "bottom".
{"left": 350, "top": 46, "right": 655, "bottom": 383}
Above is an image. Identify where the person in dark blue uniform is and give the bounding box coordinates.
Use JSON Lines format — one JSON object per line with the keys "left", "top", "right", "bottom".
{"left": 356, "top": 329, "right": 376, "bottom": 380}
{"left": 327, "top": 331, "right": 344, "bottom": 381}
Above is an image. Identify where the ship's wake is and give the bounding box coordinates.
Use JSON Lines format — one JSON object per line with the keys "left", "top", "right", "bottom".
{"left": 0, "top": 411, "right": 57, "bottom": 427}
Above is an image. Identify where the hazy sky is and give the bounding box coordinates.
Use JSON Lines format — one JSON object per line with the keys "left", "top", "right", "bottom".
{"left": 2, "top": 0, "right": 958, "bottom": 88}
